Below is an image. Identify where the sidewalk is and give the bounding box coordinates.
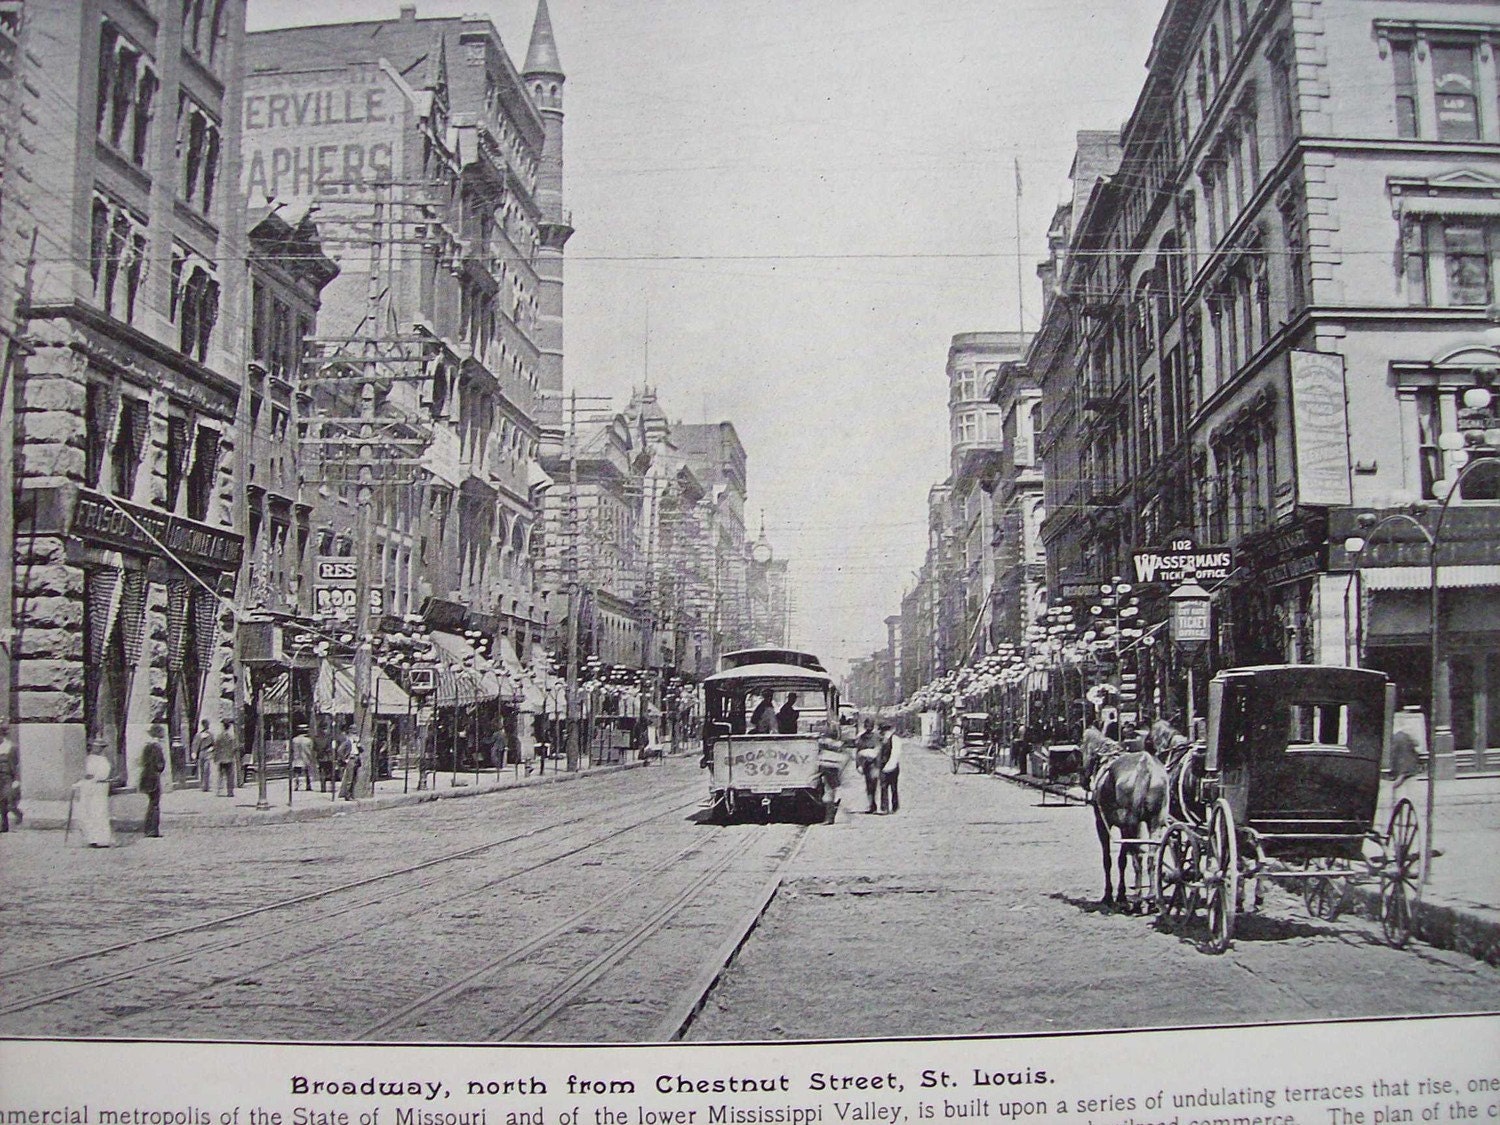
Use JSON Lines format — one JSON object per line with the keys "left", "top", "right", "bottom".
{"left": 14, "top": 755, "right": 658, "bottom": 833}
{"left": 988, "top": 749, "right": 1500, "bottom": 965}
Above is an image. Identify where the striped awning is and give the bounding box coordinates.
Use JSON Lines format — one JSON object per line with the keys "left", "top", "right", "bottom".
{"left": 1361, "top": 564, "right": 1500, "bottom": 591}
{"left": 263, "top": 672, "right": 292, "bottom": 715}
{"left": 316, "top": 660, "right": 412, "bottom": 716}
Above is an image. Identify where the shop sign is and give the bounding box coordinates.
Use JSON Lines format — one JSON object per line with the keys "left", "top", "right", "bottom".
{"left": 1171, "top": 599, "right": 1212, "bottom": 643}
{"left": 1290, "top": 350, "right": 1353, "bottom": 507}
{"left": 1131, "top": 538, "right": 1235, "bottom": 585}
{"left": 313, "top": 557, "right": 382, "bottom": 618}
{"left": 71, "top": 488, "right": 243, "bottom": 572}
{"left": 1247, "top": 512, "right": 1328, "bottom": 587}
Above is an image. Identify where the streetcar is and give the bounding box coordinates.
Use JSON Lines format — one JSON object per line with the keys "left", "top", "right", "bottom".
{"left": 702, "top": 648, "right": 840, "bottom": 822}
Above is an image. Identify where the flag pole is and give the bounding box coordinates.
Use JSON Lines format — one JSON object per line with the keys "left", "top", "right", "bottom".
{"left": 1014, "top": 156, "right": 1025, "bottom": 333}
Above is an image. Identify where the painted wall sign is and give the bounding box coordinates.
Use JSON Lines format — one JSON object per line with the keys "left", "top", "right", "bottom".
{"left": 1290, "top": 350, "right": 1353, "bottom": 507}
{"left": 313, "top": 556, "right": 381, "bottom": 618}
{"left": 241, "top": 68, "right": 403, "bottom": 212}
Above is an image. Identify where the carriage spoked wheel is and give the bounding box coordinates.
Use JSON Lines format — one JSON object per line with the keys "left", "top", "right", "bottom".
{"left": 1302, "top": 858, "right": 1352, "bottom": 921}
{"left": 1202, "top": 799, "right": 1239, "bottom": 954}
{"left": 1154, "top": 823, "right": 1201, "bottom": 930}
{"left": 1380, "top": 797, "right": 1421, "bottom": 949}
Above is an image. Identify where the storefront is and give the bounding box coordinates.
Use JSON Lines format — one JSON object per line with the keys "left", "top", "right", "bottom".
{"left": 18, "top": 485, "right": 244, "bottom": 798}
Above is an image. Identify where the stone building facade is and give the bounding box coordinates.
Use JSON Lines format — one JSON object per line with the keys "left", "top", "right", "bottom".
{"left": 13, "top": 0, "right": 250, "bottom": 798}
{"left": 1030, "top": 0, "right": 1500, "bottom": 755}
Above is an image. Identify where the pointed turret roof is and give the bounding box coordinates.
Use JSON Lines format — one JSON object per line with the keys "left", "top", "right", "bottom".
{"left": 523, "top": 0, "right": 563, "bottom": 77}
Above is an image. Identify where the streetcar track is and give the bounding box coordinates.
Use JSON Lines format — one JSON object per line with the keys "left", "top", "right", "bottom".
{"left": 354, "top": 833, "right": 726, "bottom": 1040}
{"left": 0, "top": 786, "right": 706, "bottom": 1021}
{"left": 656, "top": 824, "right": 810, "bottom": 1041}
{"left": 485, "top": 831, "right": 770, "bottom": 1040}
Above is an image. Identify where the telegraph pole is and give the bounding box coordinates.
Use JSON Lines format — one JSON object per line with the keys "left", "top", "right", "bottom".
{"left": 352, "top": 180, "right": 386, "bottom": 798}
{"left": 564, "top": 390, "right": 581, "bottom": 771}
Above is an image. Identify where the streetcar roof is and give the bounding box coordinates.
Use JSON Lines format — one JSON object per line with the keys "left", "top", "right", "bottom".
{"left": 704, "top": 662, "right": 835, "bottom": 688}
{"left": 719, "top": 648, "right": 828, "bottom": 673}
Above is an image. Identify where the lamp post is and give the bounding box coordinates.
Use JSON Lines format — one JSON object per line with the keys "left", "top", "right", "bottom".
{"left": 1342, "top": 384, "right": 1498, "bottom": 886}
{"left": 1342, "top": 484, "right": 1494, "bottom": 887}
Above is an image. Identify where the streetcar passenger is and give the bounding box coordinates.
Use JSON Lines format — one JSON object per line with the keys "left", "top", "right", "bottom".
{"left": 750, "top": 690, "right": 776, "bottom": 734}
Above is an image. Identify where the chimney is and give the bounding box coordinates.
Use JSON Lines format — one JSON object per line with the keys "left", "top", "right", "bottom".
{"left": 399, "top": 5, "right": 417, "bottom": 21}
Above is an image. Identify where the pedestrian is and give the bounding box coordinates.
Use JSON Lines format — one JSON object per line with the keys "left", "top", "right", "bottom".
{"left": 316, "top": 726, "right": 336, "bottom": 792}
{"left": 750, "top": 690, "right": 776, "bottom": 734}
{"left": 338, "top": 727, "right": 361, "bottom": 801}
{"left": 291, "top": 726, "right": 316, "bottom": 792}
{"left": 74, "top": 741, "right": 115, "bottom": 848}
{"left": 139, "top": 730, "right": 167, "bottom": 838}
{"left": 213, "top": 722, "right": 238, "bottom": 797}
{"left": 0, "top": 723, "right": 20, "bottom": 831}
{"left": 815, "top": 719, "right": 848, "bottom": 825}
{"left": 854, "top": 718, "right": 880, "bottom": 813}
{"left": 878, "top": 721, "right": 901, "bottom": 814}
{"left": 776, "top": 692, "right": 800, "bottom": 734}
{"left": 192, "top": 719, "right": 215, "bottom": 792}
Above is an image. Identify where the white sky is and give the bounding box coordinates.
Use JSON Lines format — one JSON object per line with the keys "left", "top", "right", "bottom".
{"left": 246, "top": 0, "right": 1168, "bottom": 677}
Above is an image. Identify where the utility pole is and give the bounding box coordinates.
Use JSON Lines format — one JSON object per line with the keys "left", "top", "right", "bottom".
{"left": 564, "top": 390, "right": 581, "bottom": 771}
{"left": 352, "top": 181, "right": 386, "bottom": 797}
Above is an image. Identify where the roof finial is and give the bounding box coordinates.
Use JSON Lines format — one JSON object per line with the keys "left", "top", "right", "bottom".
{"left": 524, "top": 0, "right": 562, "bottom": 77}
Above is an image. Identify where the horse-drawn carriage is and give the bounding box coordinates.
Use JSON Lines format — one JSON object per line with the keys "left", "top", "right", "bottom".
{"left": 951, "top": 712, "right": 998, "bottom": 774}
{"left": 1149, "top": 665, "right": 1422, "bottom": 953}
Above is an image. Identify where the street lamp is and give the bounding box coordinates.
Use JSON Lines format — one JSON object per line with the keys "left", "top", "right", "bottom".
{"left": 1168, "top": 573, "right": 1212, "bottom": 735}
{"left": 1342, "top": 391, "right": 1499, "bottom": 887}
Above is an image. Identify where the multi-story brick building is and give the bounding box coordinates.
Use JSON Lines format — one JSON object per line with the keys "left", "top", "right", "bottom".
{"left": 943, "top": 332, "right": 1029, "bottom": 664}
{"left": 13, "top": 0, "right": 250, "bottom": 798}
{"left": 244, "top": 4, "right": 564, "bottom": 757}
{"left": 1032, "top": 0, "right": 1500, "bottom": 761}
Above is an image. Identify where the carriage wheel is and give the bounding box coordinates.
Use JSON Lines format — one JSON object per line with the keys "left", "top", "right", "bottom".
{"left": 1381, "top": 798, "right": 1420, "bottom": 949}
{"left": 1202, "top": 799, "right": 1239, "bottom": 954}
{"left": 1302, "top": 859, "right": 1351, "bottom": 921}
{"left": 1154, "top": 824, "right": 1200, "bottom": 930}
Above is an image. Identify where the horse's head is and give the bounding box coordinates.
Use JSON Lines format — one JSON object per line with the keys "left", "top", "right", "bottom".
{"left": 1148, "top": 719, "right": 1178, "bottom": 755}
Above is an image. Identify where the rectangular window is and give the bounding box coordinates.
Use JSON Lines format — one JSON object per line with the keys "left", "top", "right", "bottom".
{"left": 186, "top": 425, "right": 221, "bottom": 521}
{"left": 96, "top": 22, "right": 156, "bottom": 170}
{"left": 179, "top": 98, "right": 221, "bottom": 212}
{"left": 1431, "top": 43, "right": 1480, "bottom": 141}
{"left": 89, "top": 194, "right": 148, "bottom": 324}
{"left": 110, "top": 397, "right": 148, "bottom": 499}
{"left": 171, "top": 249, "right": 220, "bottom": 361}
{"left": 1403, "top": 219, "right": 1429, "bottom": 305}
{"left": 1445, "top": 224, "right": 1491, "bottom": 305}
{"left": 1392, "top": 41, "right": 1418, "bottom": 138}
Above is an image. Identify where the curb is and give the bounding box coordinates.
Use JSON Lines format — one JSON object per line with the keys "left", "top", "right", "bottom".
{"left": 20, "top": 759, "right": 650, "bottom": 832}
{"left": 1344, "top": 883, "right": 1500, "bottom": 967}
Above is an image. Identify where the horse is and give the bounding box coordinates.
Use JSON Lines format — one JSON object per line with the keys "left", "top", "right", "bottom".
{"left": 1149, "top": 718, "right": 1203, "bottom": 827}
{"left": 1083, "top": 726, "right": 1169, "bottom": 912}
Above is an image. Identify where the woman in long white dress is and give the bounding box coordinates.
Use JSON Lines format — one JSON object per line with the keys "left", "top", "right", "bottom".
{"left": 74, "top": 744, "right": 114, "bottom": 848}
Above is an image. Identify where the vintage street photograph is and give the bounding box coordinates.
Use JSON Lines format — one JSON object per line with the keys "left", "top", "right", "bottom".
{"left": 0, "top": 0, "right": 1498, "bottom": 1044}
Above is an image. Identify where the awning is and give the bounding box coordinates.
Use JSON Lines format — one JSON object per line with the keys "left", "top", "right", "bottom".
{"left": 316, "top": 660, "right": 412, "bottom": 716}
{"left": 262, "top": 672, "right": 291, "bottom": 715}
{"left": 1361, "top": 564, "right": 1500, "bottom": 591}
{"left": 428, "top": 630, "right": 502, "bottom": 701}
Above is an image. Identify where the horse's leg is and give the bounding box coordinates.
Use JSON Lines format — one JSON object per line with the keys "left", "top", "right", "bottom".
{"left": 1115, "top": 822, "right": 1132, "bottom": 911}
{"left": 1095, "top": 807, "right": 1114, "bottom": 906}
